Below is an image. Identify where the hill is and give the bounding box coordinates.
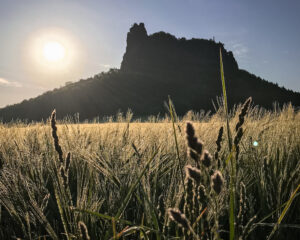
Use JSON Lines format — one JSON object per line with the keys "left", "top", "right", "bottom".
{"left": 1, "top": 23, "right": 300, "bottom": 122}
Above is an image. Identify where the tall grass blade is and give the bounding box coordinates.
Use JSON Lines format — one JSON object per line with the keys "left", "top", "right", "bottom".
{"left": 219, "top": 48, "right": 232, "bottom": 151}
{"left": 267, "top": 183, "right": 300, "bottom": 240}
{"left": 112, "top": 217, "right": 116, "bottom": 239}
{"left": 229, "top": 174, "right": 235, "bottom": 240}
{"left": 139, "top": 184, "right": 161, "bottom": 240}
{"left": 54, "top": 187, "right": 71, "bottom": 240}
{"left": 72, "top": 208, "right": 132, "bottom": 225}
{"left": 168, "top": 96, "right": 185, "bottom": 192}
{"left": 115, "top": 150, "right": 158, "bottom": 220}
{"left": 220, "top": 48, "right": 235, "bottom": 240}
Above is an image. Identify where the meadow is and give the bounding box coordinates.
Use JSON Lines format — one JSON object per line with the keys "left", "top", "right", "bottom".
{"left": 0, "top": 102, "right": 299, "bottom": 239}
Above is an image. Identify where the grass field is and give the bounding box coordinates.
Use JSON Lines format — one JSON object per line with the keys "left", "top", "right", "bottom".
{"left": 0, "top": 103, "right": 299, "bottom": 239}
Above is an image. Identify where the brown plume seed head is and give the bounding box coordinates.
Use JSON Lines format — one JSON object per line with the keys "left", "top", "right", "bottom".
{"left": 241, "top": 97, "right": 252, "bottom": 115}
{"left": 50, "top": 109, "right": 64, "bottom": 164}
{"left": 201, "top": 150, "right": 212, "bottom": 168}
{"left": 65, "top": 152, "right": 71, "bottom": 173}
{"left": 236, "top": 97, "right": 252, "bottom": 131}
{"left": 185, "top": 165, "right": 201, "bottom": 183}
{"left": 188, "top": 148, "right": 199, "bottom": 163}
{"left": 168, "top": 208, "right": 189, "bottom": 229}
{"left": 60, "top": 166, "right": 68, "bottom": 186}
{"left": 216, "top": 126, "right": 224, "bottom": 151}
{"left": 234, "top": 127, "right": 243, "bottom": 146}
{"left": 185, "top": 122, "right": 195, "bottom": 138}
{"left": 211, "top": 170, "right": 224, "bottom": 194}
{"left": 185, "top": 122, "right": 204, "bottom": 155}
{"left": 187, "top": 139, "right": 204, "bottom": 157}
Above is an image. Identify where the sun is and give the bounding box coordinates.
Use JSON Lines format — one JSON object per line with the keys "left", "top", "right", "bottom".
{"left": 26, "top": 28, "right": 82, "bottom": 78}
{"left": 42, "top": 41, "right": 66, "bottom": 62}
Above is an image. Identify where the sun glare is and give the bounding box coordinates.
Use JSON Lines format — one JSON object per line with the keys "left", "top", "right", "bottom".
{"left": 26, "top": 28, "right": 81, "bottom": 74}
{"left": 24, "top": 28, "right": 85, "bottom": 87}
{"left": 43, "top": 41, "right": 66, "bottom": 62}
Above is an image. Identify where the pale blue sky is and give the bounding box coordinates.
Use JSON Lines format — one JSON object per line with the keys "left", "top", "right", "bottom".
{"left": 0, "top": 0, "right": 299, "bottom": 107}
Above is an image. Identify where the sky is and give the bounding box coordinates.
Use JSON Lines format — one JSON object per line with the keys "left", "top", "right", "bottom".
{"left": 0, "top": 0, "right": 300, "bottom": 108}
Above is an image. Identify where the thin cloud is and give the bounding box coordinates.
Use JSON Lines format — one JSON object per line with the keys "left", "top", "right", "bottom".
{"left": 100, "top": 64, "right": 111, "bottom": 69}
{"left": 231, "top": 43, "right": 249, "bottom": 58}
{"left": 0, "top": 77, "right": 22, "bottom": 88}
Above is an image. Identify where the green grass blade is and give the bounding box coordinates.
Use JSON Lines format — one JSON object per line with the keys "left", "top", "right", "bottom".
{"left": 229, "top": 173, "right": 235, "bottom": 240}
{"left": 54, "top": 187, "right": 71, "bottom": 240}
{"left": 220, "top": 48, "right": 235, "bottom": 240}
{"left": 115, "top": 149, "right": 158, "bottom": 220}
{"left": 168, "top": 96, "right": 185, "bottom": 192}
{"left": 267, "top": 183, "right": 300, "bottom": 240}
{"left": 139, "top": 184, "right": 161, "bottom": 240}
{"left": 72, "top": 207, "right": 133, "bottom": 225}
{"left": 257, "top": 192, "right": 300, "bottom": 225}
{"left": 219, "top": 48, "right": 232, "bottom": 151}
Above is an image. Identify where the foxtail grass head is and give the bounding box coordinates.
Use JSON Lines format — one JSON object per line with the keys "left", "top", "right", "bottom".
{"left": 50, "top": 109, "right": 64, "bottom": 164}
{"left": 201, "top": 150, "right": 212, "bottom": 168}
{"left": 211, "top": 170, "right": 224, "bottom": 195}
{"left": 185, "top": 122, "right": 203, "bottom": 155}
{"left": 215, "top": 126, "right": 224, "bottom": 168}
{"left": 235, "top": 97, "right": 252, "bottom": 131}
{"left": 65, "top": 152, "right": 71, "bottom": 173}
{"left": 216, "top": 126, "right": 223, "bottom": 152}
{"left": 168, "top": 208, "right": 190, "bottom": 230}
{"left": 185, "top": 164, "right": 201, "bottom": 183}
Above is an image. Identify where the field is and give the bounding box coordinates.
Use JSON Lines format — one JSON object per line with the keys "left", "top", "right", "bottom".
{"left": 0, "top": 104, "right": 300, "bottom": 239}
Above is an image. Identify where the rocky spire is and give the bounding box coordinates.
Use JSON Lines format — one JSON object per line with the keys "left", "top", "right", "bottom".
{"left": 127, "top": 23, "right": 148, "bottom": 46}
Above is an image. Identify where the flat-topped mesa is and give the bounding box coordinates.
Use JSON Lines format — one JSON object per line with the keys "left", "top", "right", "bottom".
{"left": 121, "top": 22, "right": 238, "bottom": 75}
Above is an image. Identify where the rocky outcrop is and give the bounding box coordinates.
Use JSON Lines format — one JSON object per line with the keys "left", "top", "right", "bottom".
{"left": 0, "top": 23, "right": 299, "bottom": 122}
{"left": 121, "top": 23, "right": 238, "bottom": 75}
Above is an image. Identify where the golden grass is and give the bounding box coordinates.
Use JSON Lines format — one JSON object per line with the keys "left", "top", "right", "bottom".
{"left": 0, "top": 105, "right": 299, "bottom": 239}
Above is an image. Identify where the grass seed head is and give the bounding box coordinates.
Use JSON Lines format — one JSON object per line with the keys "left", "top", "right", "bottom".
{"left": 242, "top": 97, "right": 252, "bottom": 114}
{"left": 211, "top": 170, "right": 224, "bottom": 194}
{"left": 186, "top": 122, "right": 203, "bottom": 155}
{"left": 185, "top": 164, "right": 201, "bottom": 183}
{"left": 216, "top": 126, "right": 224, "bottom": 151}
{"left": 50, "top": 109, "right": 64, "bottom": 164}
{"left": 186, "top": 122, "right": 195, "bottom": 137}
{"left": 236, "top": 97, "right": 252, "bottom": 131}
{"left": 188, "top": 148, "right": 199, "bottom": 164}
{"left": 193, "top": 140, "right": 204, "bottom": 155}
{"left": 65, "top": 152, "right": 71, "bottom": 173}
{"left": 201, "top": 150, "right": 212, "bottom": 168}
{"left": 168, "top": 208, "right": 190, "bottom": 230}
{"left": 60, "top": 166, "right": 68, "bottom": 187}
{"left": 234, "top": 127, "right": 243, "bottom": 146}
